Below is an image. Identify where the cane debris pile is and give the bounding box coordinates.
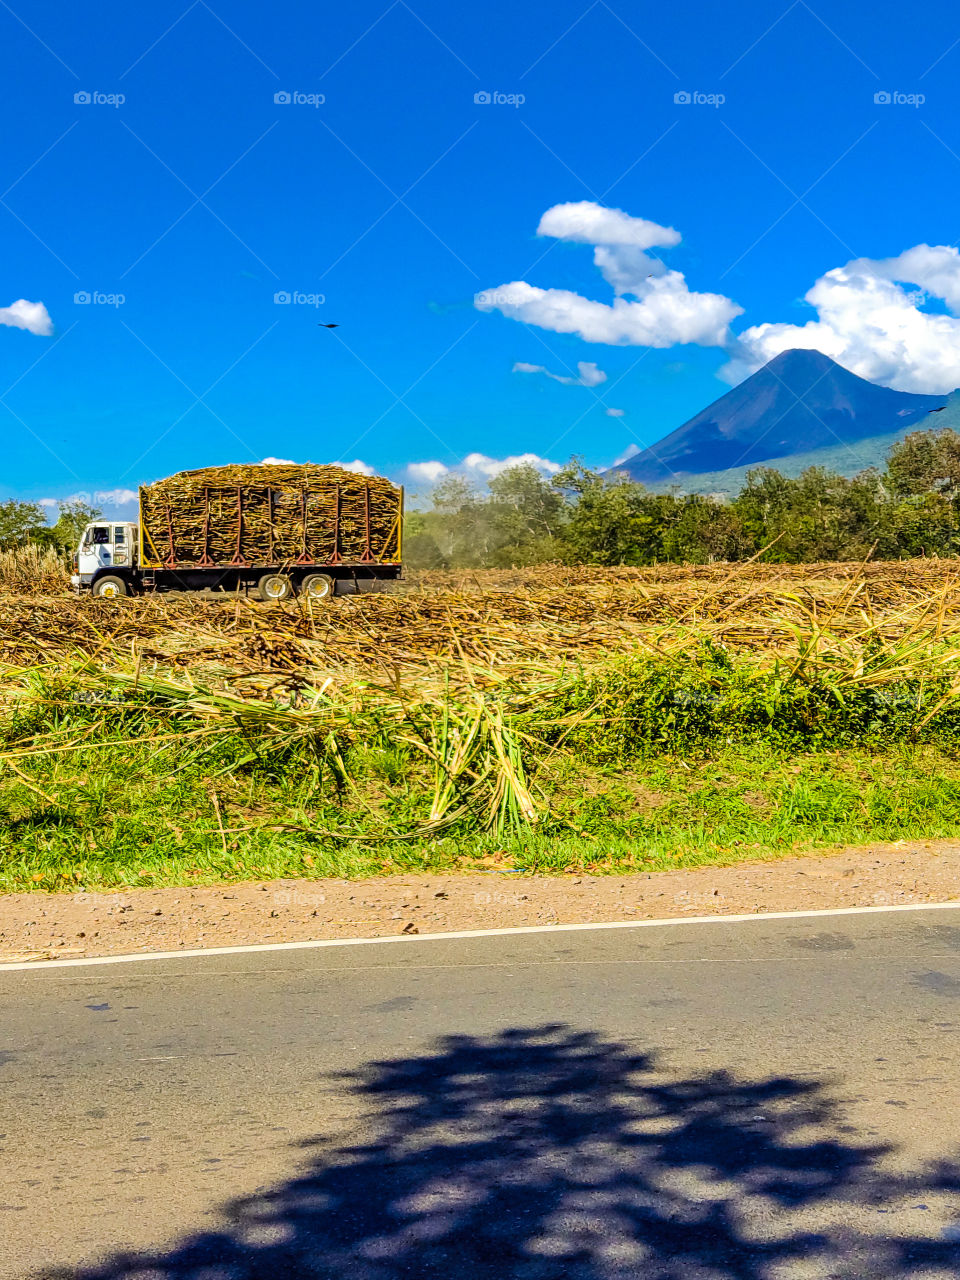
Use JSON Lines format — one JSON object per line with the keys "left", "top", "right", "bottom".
{"left": 0, "top": 559, "right": 959, "bottom": 683}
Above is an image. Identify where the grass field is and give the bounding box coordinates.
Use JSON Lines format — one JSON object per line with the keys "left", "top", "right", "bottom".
{"left": 3, "top": 557, "right": 960, "bottom": 891}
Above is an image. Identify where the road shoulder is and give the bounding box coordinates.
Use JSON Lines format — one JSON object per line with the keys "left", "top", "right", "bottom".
{"left": 2, "top": 838, "right": 959, "bottom": 962}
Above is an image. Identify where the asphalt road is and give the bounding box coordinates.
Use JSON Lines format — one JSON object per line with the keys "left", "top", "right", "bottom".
{"left": 3, "top": 909, "right": 960, "bottom": 1278}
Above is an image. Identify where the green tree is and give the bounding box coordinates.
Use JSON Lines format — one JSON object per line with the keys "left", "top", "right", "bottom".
{"left": 731, "top": 468, "right": 793, "bottom": 557}
{"left": 886, "top": 429, "right": 960, "bottom": 499}
{"left": 397, "top": 429, "right": 960, "bottom": 571}
{"left": 51, "top": 500, "right": 102, "bottom": 552}
{"left": 485, "top": 464, "right": 566, "bottom": 565}
{"left": 733, "top": 467, "right": 882, "bottom": 562}
{"left": 883, "top": 429, "right": 960, "bottom": 556}
{"left": 0, "top": 500, "right": 47, "bottom": 549}
{"left": 556, "top": 468, "right": 672, "bottom": 565}
{"left": 662, "top": 496, "right": 748, "bottom": 563}
{"left": 426, "top": 475, "right": 496, "bottom": 567}
{"left": 883, "top": 493, "right": 957, "bottom": 558}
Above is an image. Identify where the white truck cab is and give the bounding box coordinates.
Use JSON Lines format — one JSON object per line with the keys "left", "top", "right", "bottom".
{"left": 72, "top": 521, "right": 139, "bottom": 596}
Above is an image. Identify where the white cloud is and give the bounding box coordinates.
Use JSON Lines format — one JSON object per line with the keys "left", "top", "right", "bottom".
{"left": 727, "top": 244, "right": 960, "bottom": 393}
{"left": 537, "top": 201, "right": 680, "bottom": 250}
{"left": 571, "top": 361, "right": 606, "bottom": 387}
{"left": 408, "top": 461, "right": 450, "bottom": 483}
{"left": 513, "top": 359, "right": 607, "bottom": 387}
{"left": 482, "top": 203, "right": 960, "bottom": 394}
{"left": 463, "top": 451, "right": 561, "bottom": 477}
{"left": 94, "top": 488, "right": 138, "bottom": 505}
{"left": 0, "top": 298, "right": 53, "bottom": 336}
{"left": 263, "top": 456, "right": 375, "bottom": 475}
{"left": 479, "top": 279, "right": 740, "bottom": 347}
{"left": 477, "top": 201, "right": 741, "bottom": 349}
{"left": 605, "top": 407, "right": 625, "bottom": 417}
{"left": 32, "top": 490, "right": 135, "bottom": 518}
{"left": 881, "top": 244, "right": 960, "bottom": 310}
{"left": 591, "top": 245, "right": 665, "bottom": 296}
{"left": 407, "top": 453, "right": 562, "bottom": 484}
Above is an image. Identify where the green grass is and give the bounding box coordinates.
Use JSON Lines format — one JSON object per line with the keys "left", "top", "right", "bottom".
{"left": 5, "top": 638, "right": 960, "bottom": 891}
{"left": 2, "top": 657, "right": 960, "bottom": 892}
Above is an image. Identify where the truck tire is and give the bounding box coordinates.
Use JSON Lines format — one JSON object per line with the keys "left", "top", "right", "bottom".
{"left": 257, "top": 572, "right": 293, "bottom": 602}
{"left": 300, "top": 573, "right": 335, "bottom": 600}
{"left": 92, "top": 575, "right": 129, "bottom": 599}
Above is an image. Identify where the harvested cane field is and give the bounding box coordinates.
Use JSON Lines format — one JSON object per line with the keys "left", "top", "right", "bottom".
{"left": 3, "top": 558, "right": 960, "bottom": 891}
{"left": 6, "top": 557, "right": 960, "bottom": 672}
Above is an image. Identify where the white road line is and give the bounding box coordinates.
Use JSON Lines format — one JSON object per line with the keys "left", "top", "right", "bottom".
{"left": 1, "top": 899, "right": 959, "bottom": 972}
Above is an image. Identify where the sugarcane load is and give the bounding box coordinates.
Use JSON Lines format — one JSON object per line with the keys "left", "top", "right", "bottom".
{"left": 71, "top": 462, "right": 404, "bottom": 599}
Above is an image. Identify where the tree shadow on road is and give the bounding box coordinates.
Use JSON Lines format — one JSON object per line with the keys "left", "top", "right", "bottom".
{"left": 53, "top": 1024, "right": 960, "bottom": 1278}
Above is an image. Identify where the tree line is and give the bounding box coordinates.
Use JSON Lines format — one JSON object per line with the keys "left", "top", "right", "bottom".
{"left": 404, "top": 429, "right": 960, "bottom": 567}
{"left": 10, "top": 428, "right": 960, "bottom": 569}
{"left": 0, "top": 499, "right": 102, "bottom": 555}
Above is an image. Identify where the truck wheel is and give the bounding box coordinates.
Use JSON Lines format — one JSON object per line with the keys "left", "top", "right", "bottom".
{"left": 92, "top": 576, "right": 129, "bottom": 599}
{"left": 300, "top": 573, "right": 335, "bottom": 600}
{"left": 257, "top": 572, "right": 293, "bottom": 602}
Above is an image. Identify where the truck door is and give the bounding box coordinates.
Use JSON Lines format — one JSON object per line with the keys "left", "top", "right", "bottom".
{"left": 111, "top": 525, "right": 130, "bottom": 568}
{"left": 78, "top": 524, "right": 113, "bottom": 575}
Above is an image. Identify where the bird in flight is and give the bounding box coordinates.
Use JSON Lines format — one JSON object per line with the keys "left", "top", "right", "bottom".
{"left": 929, "top": 406, "right": 946, "bottom": 413}
{"left": 318, "top": 323, "right": 339, "bottom": 329}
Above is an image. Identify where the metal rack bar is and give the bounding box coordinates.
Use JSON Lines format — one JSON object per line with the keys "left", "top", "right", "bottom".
{"left": 295, "top": 489, "right": 312, "bottom": 564}
{"left": 360, "top": 481, "right": 375, "bottom": 562}
{"left": 198, "top": 487, "right": 214, "bottom": 566}
{"left": 329, "top": 485, "right": 343, "bottom": 564}
{"left": 163, "top": 505, "right": 177, "bottom": 568}
{"left": 229, "top": 486, "right": 249, "bottom": 566}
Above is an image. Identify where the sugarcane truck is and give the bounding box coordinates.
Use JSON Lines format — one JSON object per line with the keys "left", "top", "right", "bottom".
{"left": 71, "top": 464, "right": 404, "bottom": 600}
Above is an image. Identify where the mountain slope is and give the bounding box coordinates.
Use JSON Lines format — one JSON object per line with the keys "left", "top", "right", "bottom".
{"left": 644, "top": 415, "right": 957, "bottom": 498}
{"left": 617, "top": 349, "right": 949, "bottom": 485}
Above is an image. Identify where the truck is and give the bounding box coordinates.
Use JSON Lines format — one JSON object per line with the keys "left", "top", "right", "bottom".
{"left": 71, "top": 462, "right": 403, "bottom": 600}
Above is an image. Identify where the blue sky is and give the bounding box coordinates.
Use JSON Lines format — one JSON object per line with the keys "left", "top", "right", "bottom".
{"left": 5, "top": 0, "right": 960, "bottom": 512}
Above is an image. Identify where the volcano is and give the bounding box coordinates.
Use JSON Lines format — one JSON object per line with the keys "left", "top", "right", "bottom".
{"left": 617, "top": 350, "right": 950, "bottom": 485}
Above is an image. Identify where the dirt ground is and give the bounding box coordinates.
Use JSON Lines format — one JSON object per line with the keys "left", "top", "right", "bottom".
{"left": 1, "top": 840, "right": 959, "bottom": 962}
